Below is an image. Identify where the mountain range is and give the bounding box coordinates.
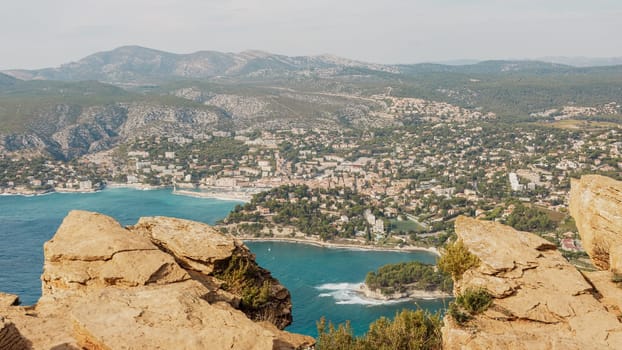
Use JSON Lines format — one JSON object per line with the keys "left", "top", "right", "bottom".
{"left": 1, "top": 46, "right": 621, "bottom": 159}
{"left": 7, "top": 46, "right": 622, "bottom": 84}
{"left": 3, "top": 46, "right": 398, "bottom": 84}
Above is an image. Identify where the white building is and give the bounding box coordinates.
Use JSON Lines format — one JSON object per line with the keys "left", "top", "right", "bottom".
{"left": 509, "top": 172, "right": 524, "bottom": 192}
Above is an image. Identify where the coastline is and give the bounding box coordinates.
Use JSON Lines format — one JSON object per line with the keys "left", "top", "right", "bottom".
{"left": 172, "top": 189, "right": 251, "bottom": 202}
{"left": 0, "top": 188, "right": 102, "bottom": 197}
{"left": 357, "top": 283, "right": 452, "bottom": 301}
{"left": 0, "top": 183, "right": 251, "bottom": 202}
{"left": 241, "top": 236, "right": 439, "bottom": 255}
{"left": 105, "top": 182, "right": 167, "bottom": 191}
{"left": 0, "top": 182, "right": 162, "bottom": 196}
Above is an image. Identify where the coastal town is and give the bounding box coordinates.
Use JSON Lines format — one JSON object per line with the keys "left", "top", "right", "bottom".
{"left": 1, "top": 113, "right": 620, "bottom": 257}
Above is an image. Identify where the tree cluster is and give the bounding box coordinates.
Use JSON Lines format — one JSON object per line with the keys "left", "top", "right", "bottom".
{"left": 365, "top": 261, "right": 453, "bottom": 294}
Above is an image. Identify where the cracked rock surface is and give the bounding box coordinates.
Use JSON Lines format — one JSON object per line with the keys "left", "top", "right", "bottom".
{"left": 442, "top": 216, "right": 622, "bottom": 349}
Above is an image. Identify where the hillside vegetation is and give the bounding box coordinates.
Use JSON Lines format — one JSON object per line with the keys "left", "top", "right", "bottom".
{"left": 317, "top": 309, "right": 442, "bottom": 350}
{"left": 1, "top": 47, "right": 621, "bottom": 159}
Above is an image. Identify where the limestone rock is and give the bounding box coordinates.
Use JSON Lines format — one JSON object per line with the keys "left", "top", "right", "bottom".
{"left": 0, "top": 293, "right": 19, "bottom": 308}
{"left": 44, "top": 211, "right": 154, "bottom": 262}
{"left": 70, "top": 281, "right": 288, "bottom": 350}
{"left": 42, "top": 211, "right": 190, "bottom": 296}
{"left": 131, "top": 216, "right": 237, "bottom": 274}
{"left": 0, "top": 316, "right": 31, "bottom": 350}
{"left": 442, "top": 216, "right": 622, "bottom": 349}
{"left": 2, "top": 210, "right": 313, "bottom": 349}
{"left": 130, "top": 216, "right": 294, "bottom": 329}
{"left": 583, "top": 270, "right": 622, "bottom": 318}
{"left": 569, "top": 175, "right": 622, "bottom": 273}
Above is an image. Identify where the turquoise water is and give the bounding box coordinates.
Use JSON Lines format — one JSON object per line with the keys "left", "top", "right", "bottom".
{"left": 247, "top": 241, "right": 448, "bottom": 336}
{"left": 0, "top": 189, "right": 447, "bottom": 337}
{"left": 0, "top": 189, "right": 238, "bottom": 304}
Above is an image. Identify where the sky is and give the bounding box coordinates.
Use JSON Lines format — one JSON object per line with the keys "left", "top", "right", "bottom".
{"left": 1, "top": 0, "right": 621, "bottom": 69}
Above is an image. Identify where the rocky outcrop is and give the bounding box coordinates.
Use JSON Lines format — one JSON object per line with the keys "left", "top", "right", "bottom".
{"left": 442, "top": 216, "right": 622, "bottom": 349}
{"left": 1, "top": 210, "right": 313, "bottom": 349}
{"left": 130, "top": 216, "right": 294, "bottom": 329}
{"left": 569, "top": 175, "right": 622, "bottom": 273}
{"left": 358, "top": 283, "right": 451, "bottom": 301}
{"left": 569, "top": 175, "right": 622, "bottom": 338}
{"left": 0, "top": 293, "right": 19, "bottom": 308}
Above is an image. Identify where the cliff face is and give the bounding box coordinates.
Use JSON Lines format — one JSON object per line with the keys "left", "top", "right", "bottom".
{"left": 1, "top": 103, "right": 224, "bottom": 160}
{"left": 569, "top": 175, "right": 622, "bottom": 273}
{"left": 442, "top": 216, "right": 622, "bottom": 349}
{"left": 0, "top": 211, "right": 313, "bottom": 350}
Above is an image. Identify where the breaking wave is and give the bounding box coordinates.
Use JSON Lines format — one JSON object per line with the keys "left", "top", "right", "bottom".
{"left": 315, "top": 282, "right": 409, "bottom": 306}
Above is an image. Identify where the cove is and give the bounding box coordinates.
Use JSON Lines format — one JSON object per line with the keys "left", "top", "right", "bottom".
{"left": 0, "top": 189, "right": 448, "bottom": 337}
{"left": 246, "top": 241, "right": 448, "bottom": 336}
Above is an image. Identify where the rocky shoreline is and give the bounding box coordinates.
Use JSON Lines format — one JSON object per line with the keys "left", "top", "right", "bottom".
{"left": 357, "top": 282, "right": 452, "bottom": 301}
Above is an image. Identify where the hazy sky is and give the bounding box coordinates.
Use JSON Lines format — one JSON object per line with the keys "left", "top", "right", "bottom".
{"left": 1, "top": 0, "right": 621, "bottom": 69}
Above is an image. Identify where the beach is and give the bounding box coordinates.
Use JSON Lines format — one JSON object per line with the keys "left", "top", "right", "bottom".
{"left": 172, "top": 189, "right": 252, "bottom": 202}
{"left": 105, "top": 182, "right": 166, "bottom": 191}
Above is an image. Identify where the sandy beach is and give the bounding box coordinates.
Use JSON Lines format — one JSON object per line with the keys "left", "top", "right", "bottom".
{"left": 105, "top": 182, "right": 166, "bottom": 191}
{"left": 172, "top": 189, "right": 251, "bottom": 202}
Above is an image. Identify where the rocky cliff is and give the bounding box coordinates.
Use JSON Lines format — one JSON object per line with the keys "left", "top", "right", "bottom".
{"left": 1, "top": 103, "right": 226, "bottom": 160}
{"left": 442, "top": 213, "right": 622, "bottom": 349}
{"left": 0, "top": 211, "right": 313, "bottom": 349}
{"left": 569, "top": 174, "right": 622, "bottom": 273}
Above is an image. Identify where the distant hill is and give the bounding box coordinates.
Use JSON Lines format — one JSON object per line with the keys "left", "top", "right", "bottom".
{"left": 0, "top": 74, "right": 388, "bottom": 159}
{"left": 0, "top": 73, "right": 18, "bottom": 87}
{"left": 397, "top": 60, "right": 575, "bottom": 75}
{"left": 2, "top": 46, "right": 398, "bottom": 84}
{"left": 537, "top": 56, "right": 622, "bottom": 67}
{"left": 1, "top": 47, "right": 621, "bottom": 159}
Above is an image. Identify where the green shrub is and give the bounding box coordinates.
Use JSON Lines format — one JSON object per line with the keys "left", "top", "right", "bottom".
{"left": 448, "top": 288, "right": 493, "bottom": 325}
{"left": 448, "top": 303, "right": 471, "bottom": 324}
{"left": 240, "top": 280, "right": 272, "bottom": 309}
{"left": 215, "top": 255, "right": 272, "bottom": 309}
{"left": 316, "top": 309, "right": 442, "bottom": 350}
{"left": 364, "top": 309, "right": 442, "bottom": 350}
{"left": 316, "top": 318, "right": 357, "bottom": 350}
{"left": 437, "top": 240, "right": 480, "bottom": 280}
{"left": 456, "top": 288, "right": 492, "bottom": 314}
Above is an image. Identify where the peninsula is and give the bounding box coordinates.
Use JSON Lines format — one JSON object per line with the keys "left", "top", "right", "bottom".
{"left": 360, "top": 261, "right": 453, "bottom": 301}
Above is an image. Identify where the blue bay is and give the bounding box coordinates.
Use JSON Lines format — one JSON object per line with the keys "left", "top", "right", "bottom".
{"left": 0, "top": 189, "right": 447, "bottom": 337}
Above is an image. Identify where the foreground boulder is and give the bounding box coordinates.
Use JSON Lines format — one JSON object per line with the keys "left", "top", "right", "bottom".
{"left": 442, "top": 216, "right": 622, "bottom": 349}
{"left": 569, "top": 174, "right": 622, "bottom": 273}
{"left": 1, "top": 211, "right": 314, "bottom": 349}
{"left": 131, "top": 216, "right": 294, "bottom": 329}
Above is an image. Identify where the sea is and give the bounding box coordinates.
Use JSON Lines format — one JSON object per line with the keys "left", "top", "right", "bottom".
{"left": 0, "top": 188, "right": 448, "bottom": 337}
